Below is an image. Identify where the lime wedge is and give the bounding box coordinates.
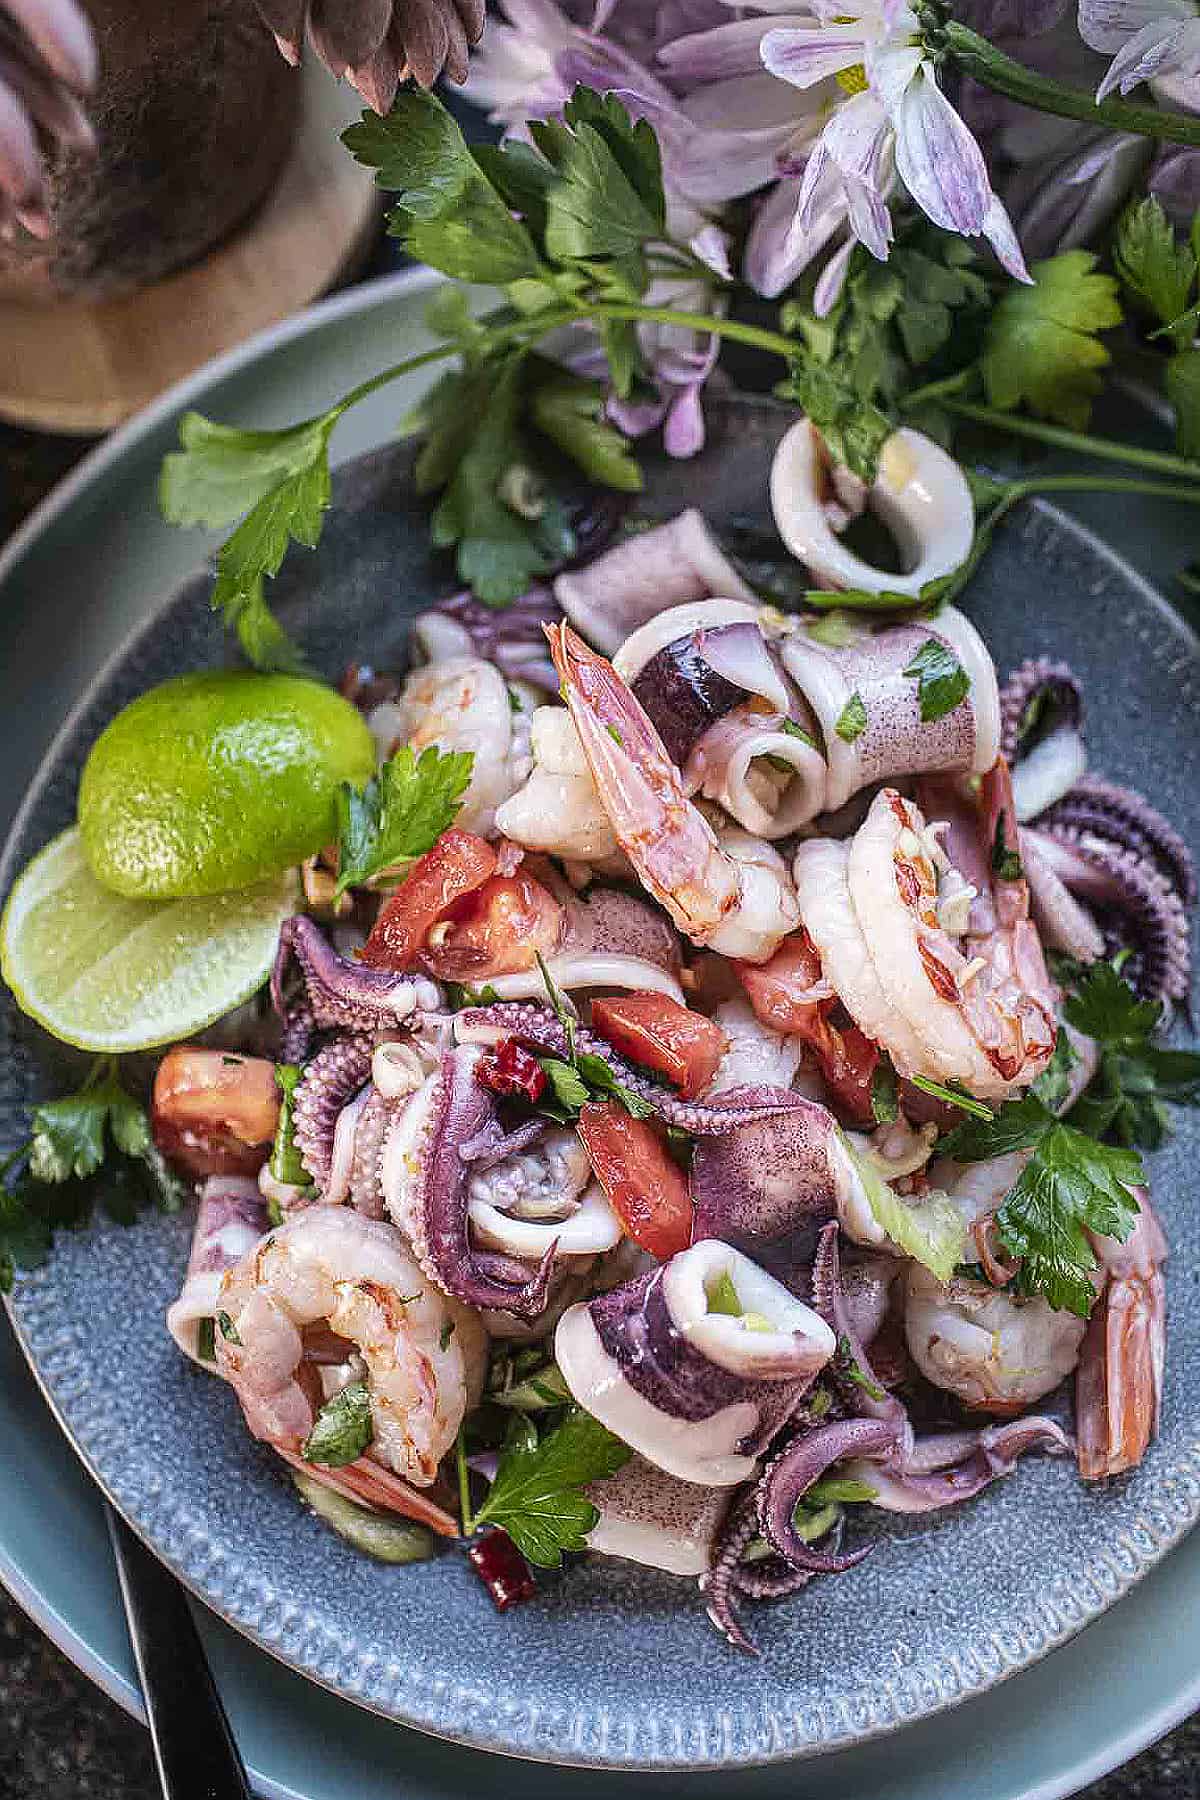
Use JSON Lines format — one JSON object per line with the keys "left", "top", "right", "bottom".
{"left": 1, "top": 828, "right": 297, "bottom": 1053}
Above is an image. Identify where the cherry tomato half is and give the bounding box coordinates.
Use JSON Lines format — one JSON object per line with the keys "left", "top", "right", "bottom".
{"left": 590, "top": 993, "right": 726, "bottom": 1099}
{"left": 577, "top": 1101, "right": 692, "bottom": 1260}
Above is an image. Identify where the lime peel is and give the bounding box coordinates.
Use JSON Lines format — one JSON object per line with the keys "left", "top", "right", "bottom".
{"left": 1, "top": 829, "right": 297, "bottom": 1054}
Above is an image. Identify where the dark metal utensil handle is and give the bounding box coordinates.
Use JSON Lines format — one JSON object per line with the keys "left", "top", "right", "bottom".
{"left": 105, "top": 1504, "right": 254, "bottom": 1800}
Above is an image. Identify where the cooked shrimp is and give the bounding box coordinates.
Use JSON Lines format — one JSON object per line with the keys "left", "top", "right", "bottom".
{"left": 1077, "top": 1192, "right": 1167, "bottom": 1481}
{"left": 215, "top": 1210, "right": 487, "bottom": 1502}
{"left": 904, "top": 1260, "right": 1087, "bottom": 1414}
{"left": 494, "top": 705, "right": 623, "bottom": 865}
{"left": 547, "top": 623, "right": 797, "bottom": 962}
{"left": 844, "top": 785, "right": 1056, "bottom": 1099}
{"left": 386, "top": 655, "right": 530, "bottom": 837}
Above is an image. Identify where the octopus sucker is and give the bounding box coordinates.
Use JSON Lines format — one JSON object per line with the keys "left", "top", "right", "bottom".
{"left": 292, "top": 1035, "right": 375, "bottom": 1194}
{"left": 380, "top": 1045, "right": 556, "bottom": 1317}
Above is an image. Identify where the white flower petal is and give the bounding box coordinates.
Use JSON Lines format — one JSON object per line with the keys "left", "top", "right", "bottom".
{"left": 1096, "top": 13, "right": 1195, "bottom": 93}
{"left": 1078, "top": 0, "right": 1192, "bottom": 55}
{"left": 660, "top": 17, "right": 799, "bottom": 83}
{"left": 813, "top": 234, "right": 856, "bottom": 313}
{"left": 689, "top": 221, "right": 735, "bottom": 279}
{"left": 982, "top": 194, "right": 1032, "bottom": 282}
{"left": 893, "top": 66, "right": 991, "bottom": 234}
{"left": 761, "top": 25, "right": 868, "bottom": 90}
{"left": 868, "top": 41, "right": 923, "bottom": 114}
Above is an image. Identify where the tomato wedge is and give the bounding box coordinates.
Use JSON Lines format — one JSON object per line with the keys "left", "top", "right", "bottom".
{"left": 591, "top": 993, "right": 726, "bottom": 1099}
{"left": 420, "top": 868, "right": 564, "bottom": 981}
{"left": 360, "top": 829, "right": 497, "bottom": 969}
{"left": 737, "top": 931, "right": 879, "bottom": 1127}
{"left": 577, "top": 1101, "right": 692, "bottom": 1260}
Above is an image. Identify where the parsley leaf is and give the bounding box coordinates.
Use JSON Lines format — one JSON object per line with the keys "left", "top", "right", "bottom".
{"left": 981, "top": 250, "right": 1122, "bottom": 431}
{"left": 334, "top": 744, "right": 474, "bottom": 895}
{"left": 835, "top": 692, "right": 868, "bottom": 742}
{"left": 997, "top": 1126, "right": 1141, "bottom": 1316}
{"left": 1114, "top": 197, "right": 1197, "bottom": 349}
{"left": 303, "top": 1381, "right": 374, "bottom": 1468}
{"left": 429, "top": 352, "right": 575, "bottom": 604}
{"left": 528, "top": 371, "right": 643, "bottom": 493}
{"left": 941, "top": 1039, "right": 1150, "bottom": 1315}
{"left": 903, "top": 636, "right": 970, "bottom": 723}
{"left": 159, "top": 411, "right": 342, "bottom": 671}
{"left": 473, "top": 1406, "right": 631, "bottom": 1567}
{"left": 30, "top": 1059, "right": 184, "bottom": 1212}
{"left": 1166, "top": 348, "right": 1200, "bottom": 460}
{"left": 991, "top": 812, "right": 1023, "bottom": 882}
{"left": 540, "top": 87, "right": 665, "bottom": 268}
{"left": 870, "top": 1056, "right": 899, "bottom": 1124}
{"left": 537, "top": 1057, "right": 591, "bottom": 1115}
{"left": 1060, "top": 959, "right": 1200, "bottom": 1149}
{"left": 908, "top": 1075, "right": 994, "bottom": 1120}
{"left": 343, "top": 95, "right": 542, "bottom": 286}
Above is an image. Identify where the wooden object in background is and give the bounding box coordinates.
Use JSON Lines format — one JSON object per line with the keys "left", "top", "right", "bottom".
{"left": 0, "top": 62, "right": 379, "bottom": 433}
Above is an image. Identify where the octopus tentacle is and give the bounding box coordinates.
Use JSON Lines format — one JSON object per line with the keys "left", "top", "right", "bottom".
{"left": 1041, "top": 775, "right": 1197, "bottom": 908}
{"left": 999, "top": 656, "right": 1083, "bottom": 764}
{"left": 381, "top": 1047, "right": 556, "bottom": 1317}
{"left": 292, "top": 1035, "right": 375, "bottom": 1192}
{"left": 272, "top": 915, "right": 441, "bottom": 1035}
{"left": 701, "top": 1490, "right": 762, "bottom": 1654}
{"left": 347, "top": 1087, "right": 391, "bottom": 1218}
{"left": 1027, "top": 827, "right": 1192, "bottom": 1006}
{"left": 756, "top": 1418, "right": 897, "bottom": 1572}
{"left": 454, "top": 1002, "right": 810, "bottom": 1134}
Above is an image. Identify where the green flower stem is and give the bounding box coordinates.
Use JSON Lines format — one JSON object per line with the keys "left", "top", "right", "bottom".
{"left": 584, "top": 301, "right": 798, "bottom": 359}
{"left": 456, "top": 1425, "right": 474, "bottom": 1537}
{"left": 335, "top": 310, "right": 582, "bottom": 415}
{"left": 942, "top": 20, "right": 1200, "bottom": 149}
{"left": 899, "top": 369, "right": 979, "bottom": 410}
{"left": 942, "top": 399, "right": 1200, "bottom": 481}
{"left": 1008, "top": 474, "right": 1200, "bottom": 505}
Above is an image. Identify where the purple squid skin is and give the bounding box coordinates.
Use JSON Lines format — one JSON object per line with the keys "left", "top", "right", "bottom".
{"left": 589, "top": 1263, "right": 809, "bottom": 1433}
{"left": 998, "top": 655, "right": 1082, "bottom": 764}
{"left": 999, "top": 658, "right": 1195, "bottom": 1006}
{"left": 400, "top": 1047, "right": 556, "bottom": 1317}
{"left": 689, "top": 1098, "right": 839, "bottom": 1286}
{"left": 756, "top": 1418, "right": 899, "bottom": 1573}
{"left": 810, "top": 1223, "right": 906, "bottom": 1427}
{"left": 867, "top": 1417, "right": 1073, "bottom": 1512}
{"left": 454, "top": 1003, "right": 810, "bottom": 1134}
{"left": 272, "top": 915, "right": 438, "bottom": 1039}
{"left": 291, "top": 1035, "right": 374, "bottom": 1192}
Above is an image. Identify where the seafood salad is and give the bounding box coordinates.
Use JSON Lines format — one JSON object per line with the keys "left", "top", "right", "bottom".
{"left": 4, "top": 426, "right": 1197, "bottom": 1656}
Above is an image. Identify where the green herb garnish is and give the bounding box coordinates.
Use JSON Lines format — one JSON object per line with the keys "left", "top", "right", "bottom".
{"left": 303, "top": 1381, "right": 374, "bottom": 1468}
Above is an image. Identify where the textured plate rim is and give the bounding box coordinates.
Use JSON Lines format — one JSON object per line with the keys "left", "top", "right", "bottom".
{"left": 2, "top": 360, "right": 1199, "bottom": 1767}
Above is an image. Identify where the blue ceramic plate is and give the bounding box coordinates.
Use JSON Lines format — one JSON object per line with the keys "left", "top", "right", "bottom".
{"left": 1, "top": 272, "right": 1198, "bottom": 1780}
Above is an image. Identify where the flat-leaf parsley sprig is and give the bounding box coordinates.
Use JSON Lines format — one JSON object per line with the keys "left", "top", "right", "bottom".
{"left": 942, "top": 960, "right": 1200, "bottom": 1316}
{"left": 0, "top": 1057, "right": 184, "bottom": 1292}
{"left": 159, "top": 88, "right": 1200, "bottom": 670}
{"left": 465, "top": 1405, "right": 630, "bottom": 1567}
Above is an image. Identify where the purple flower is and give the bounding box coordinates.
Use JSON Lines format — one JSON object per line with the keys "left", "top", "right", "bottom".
{"left": 761, "top": 1, "right": 1031, "bottom": 279}
{"left": 1078, "top": 0, "right": 1200, "bottom": 104}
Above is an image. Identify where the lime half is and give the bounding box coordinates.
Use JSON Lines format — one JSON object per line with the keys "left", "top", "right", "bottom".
{"left": 1, "top": 828, "right": 297, "bottom": 1053}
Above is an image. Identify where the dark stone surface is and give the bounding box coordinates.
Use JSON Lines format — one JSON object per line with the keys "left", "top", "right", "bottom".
{"left": 0, "top": 266, "right": 1197, "bottom": 1797}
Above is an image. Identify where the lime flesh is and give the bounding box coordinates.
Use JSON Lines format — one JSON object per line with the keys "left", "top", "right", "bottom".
{"left": 78, "top": 670, "right": 375, "bottom": 900}
{"left": 1, "top": 828, "right": 297, "bottom": 1053}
